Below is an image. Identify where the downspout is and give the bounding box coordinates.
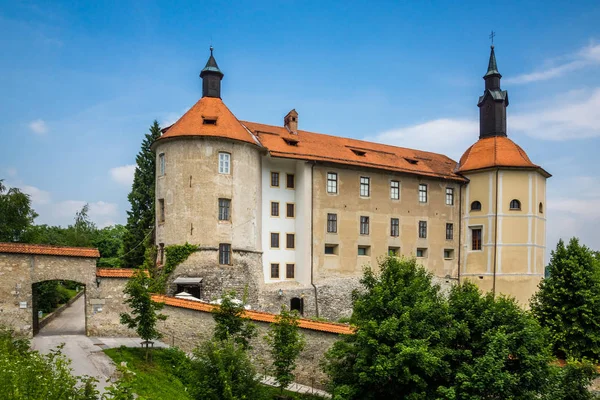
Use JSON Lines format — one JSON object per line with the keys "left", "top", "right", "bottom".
{"left": 457, "top": 182, "right": 463, "bottom": 284}
{"left": 492, "top": 168, "right": 500, "bottom": 297}
{"left": 310, "top": 162, "right": 319, "bottom": 317}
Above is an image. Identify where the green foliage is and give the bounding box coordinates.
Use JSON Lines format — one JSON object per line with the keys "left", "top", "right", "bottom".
{"left": 0, "top": 180, "right": 38, "bottom": 242}
{"left": 34, "top": 280, "right": 79, "bottom": 313}
{"left": 265, "top": 305, "right": 306, "bottom": 392}
{"left": 531, "top": 238, "right": 600, "bottom": 361}
{"left": 545, "top": 360, "right": 600, "bottom": 400}
{"left": 212, "top": 291, "right": 257, "bottom": 350}
{"left": 188, "top": 338, "right": 263, "bottom": 400}
{"left": 120, "top": 270, "right": 167, "bottom": 359}
{"left": 164, "top": 243, "right": 197, "bottom": 274}
{"left": 122, "top": 120, "right": 162, "bottom": 268}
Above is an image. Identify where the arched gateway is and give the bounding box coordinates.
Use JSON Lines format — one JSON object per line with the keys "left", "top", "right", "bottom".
{"left": 0, "top": 243, "right": 99, "bottom": 336}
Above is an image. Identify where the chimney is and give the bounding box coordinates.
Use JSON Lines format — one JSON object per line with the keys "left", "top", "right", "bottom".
{"left": 284, "top": 109, "right": 298, "bottom": 134}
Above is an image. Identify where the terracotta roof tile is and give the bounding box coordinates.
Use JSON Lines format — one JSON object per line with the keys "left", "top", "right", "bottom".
{"left": 0, "top": 243, "right": 100, "bottom": 258}
{"left": 96, "top": 268, "right": 149, "bottom": 278}
{"left": 242, "top": 121, "right": 466, "bottom": 182}
{"left": 457, "top": 136, "right": 550, "bottom": 176}
{"left": 158, "top": 97, "right": 260, "bottom": 146}
{"left": 152, "top": 295, "right": 355, "bottom": 335}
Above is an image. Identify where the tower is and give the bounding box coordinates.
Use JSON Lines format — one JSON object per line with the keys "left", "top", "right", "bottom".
{"left": 200, "top": 46, "right": 224, "bottom": 98}
{"left": 457, "top": 46, "right": 551, "bottom": 306}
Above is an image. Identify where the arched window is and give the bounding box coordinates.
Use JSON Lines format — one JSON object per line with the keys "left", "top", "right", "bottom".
{"left": 470, "top": 201, "right": 482, "bottom": 211}
{"left": 510, "top": 199, "right": 521, "bottom": 210}
{"left": 539, "top": 202, "right": 543, "bottom": 214}
{"left": 290, "top": 297, "right": 304, "bottom": 315}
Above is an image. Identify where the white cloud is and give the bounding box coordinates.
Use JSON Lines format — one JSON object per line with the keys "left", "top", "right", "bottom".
{"left": 505, "top": 42, "right": 600, "bottom": 84}
{"left": 41, "top": 200, "right": 119, "bottom": 227}
{"left": 160, "top": 107, "right": 190, "bottom": 129}
{"left": 28, "top": 119, "right": 48, "bottom": 135}
{"left": 21, "top": 185, "right": 51, "bottom": 205}
{"left": 110, "top": 164, "right": 136, "bottom": 187}
{"left": 5, "top": 167, "right": 17, "bottom": 178}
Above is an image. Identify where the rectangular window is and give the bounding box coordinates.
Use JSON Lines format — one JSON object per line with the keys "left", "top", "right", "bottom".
{"left": 390, "top": 180, "right": 400, "bottom": 200}
{"left": 271, "top": 172, "right": 280, "bottom": 187}
{"left": 270, "top": 263, "right": 280, "bottom": 279}
{"left": 159, "top": 243, "right": 165, "bottom": 265}
{"left": 325, "top": 244, "right": 338, "bottom": 255}
{"left": 388, "top": 246, "right": 400, "bottom": 256}
{"left": 158, "top": 199, "right": 165, "bottom": 223}
{"left": 419, "top": 184, "right": 427, "bottom": 203}
{"left": 419, "top": 221, "right": 427, "bottom": 238}
{"left": 446, "top": 188, "right": 454, "bottom": 206}
{"left": 358, "top": 246, "right": 370, "bottom": 256}
{"left": 360, "top": 216, "right": 369, "bottom": 235}
{"left": 444, "top": 249, "right": 454, "bottom": 259}
{"left": 391, "top": 218, "right": 399, "bottom": 237}
{"left": 416, "top": 248, "right": 427, "bottom": 258}
{"left": 219, "top": 243, "right": 231, "bottom": 265}
{"left": 218, "top": 152, "right": 230, "bottom": 174}
{"left": 286, "top": 233, "right": 295, "bottom": 249}
{"left": 286, "top": 263, "right": 295, "bottom": 279}
{"left": 327, "top": 213, "right": 337, "bottom": 233}
{"left": 218, "top": 198, "right": 231, "bottom": 221}
{"left": 327, "top": 172, "right": 338, "bottom": 194}
{"left": 286, "top": 203, "right": 295, "bottom": 218}
{"left": 472, "top": 228, "right": 482, "bottom": 251}
{"left": 159, "top": 153, "right": 165, "bottom": 176}
{"left": 271, "top": 201, "right": 279, "bottom": 217}
{"left": 286, "top": 174, "right": 295, "bottom": 189}
{"left": 360, "top": 177, "right": 370, "bottom": 197}
{"left": 270, "top": 233, "right": 280, "bottom": 249}
{"left": 446, "top": 223, "right": 454, "bottom": 240}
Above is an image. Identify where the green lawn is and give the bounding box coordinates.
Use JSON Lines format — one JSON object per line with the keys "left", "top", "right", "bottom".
{"left": 103, "top": 347, "right": 325, "bottom": 400}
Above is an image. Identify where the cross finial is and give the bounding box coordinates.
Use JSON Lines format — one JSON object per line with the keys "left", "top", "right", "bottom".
{"left": 489, "top": 30, "right": 496, "bottom": 47}
{"left": 210, "top": 45, "right": 214, "bottom": 56}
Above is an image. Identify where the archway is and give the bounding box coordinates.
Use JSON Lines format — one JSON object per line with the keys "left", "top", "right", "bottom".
{"left": 32, "top": 280, "right": 86, "bottom": 336}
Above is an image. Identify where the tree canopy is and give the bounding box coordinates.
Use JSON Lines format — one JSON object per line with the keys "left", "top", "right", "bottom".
{"left": 0, "top": 180, "right": 37, "bottom": 242}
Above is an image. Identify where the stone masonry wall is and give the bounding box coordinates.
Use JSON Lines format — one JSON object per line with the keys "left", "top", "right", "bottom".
{"left": 88, "top": 277, "right": 135, "bottom": 337}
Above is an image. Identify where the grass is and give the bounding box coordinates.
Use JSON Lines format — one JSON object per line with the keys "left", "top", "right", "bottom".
{"left": 104, "top": 347, "right": 326, "bottom": 400}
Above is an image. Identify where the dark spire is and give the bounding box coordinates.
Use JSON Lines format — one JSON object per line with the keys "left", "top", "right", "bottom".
{"left": 200, "top": 46, "right": 224, "bottom": 98}
{"left": 478, "top": 45, "right": 509, "bottom": 139}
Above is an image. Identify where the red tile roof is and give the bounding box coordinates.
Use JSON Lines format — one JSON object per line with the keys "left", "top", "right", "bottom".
{"left": 96, "top": 268, "right": 148, "bottom": 278}
{"left": 152, "top": 294, "right": 355, "bottom": 335}
{"left": 457, "top": 136, "right": 550, "bottom": 176}
{"left": 0, "top": 243, "right": 100, "bottom": 258}
{"left": 242, "top": 121, "right": 466, "bottom": 182}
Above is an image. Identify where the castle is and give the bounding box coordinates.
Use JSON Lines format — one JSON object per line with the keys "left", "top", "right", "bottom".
{"left": 152, "top": 46, "right": 550, "bottom": 319}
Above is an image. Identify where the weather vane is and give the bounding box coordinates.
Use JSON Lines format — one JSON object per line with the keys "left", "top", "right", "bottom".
{"left": 489, "top": 30, "right": 496, "bottom": 46}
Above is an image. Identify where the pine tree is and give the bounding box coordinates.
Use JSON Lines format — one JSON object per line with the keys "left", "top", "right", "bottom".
{"left": 531, "top": 238, "right": 600, "bottom": 361}
{"left": 122, "top": 121, "right": 161, "bottom": 268}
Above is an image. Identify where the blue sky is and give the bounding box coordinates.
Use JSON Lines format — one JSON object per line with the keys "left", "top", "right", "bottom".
{"left": 1, "top": 0, "right": 599, "bottom": 254}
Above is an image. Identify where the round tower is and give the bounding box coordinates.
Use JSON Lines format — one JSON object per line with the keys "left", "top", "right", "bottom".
{"left": 458, "top": 46, "right": 551, "bottom": 306}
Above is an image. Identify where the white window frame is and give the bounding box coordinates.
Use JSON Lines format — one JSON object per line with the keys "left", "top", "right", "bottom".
{"left": 390, "top": 180, "right": 400, "bottom": 200}
{"left": 419, "top": 184, "right": 427, "bottom": 203}
{"left": 360, "top": 176, "right": 370, "bottom": 197}
{"left": 218, "top": 152, "right": 230, "bottom": 174}
{"left": 159, "top": 153, "right": 165, "bottom": 176}
{"left": 327, "top": 172, "right": 338, "bottom": 194}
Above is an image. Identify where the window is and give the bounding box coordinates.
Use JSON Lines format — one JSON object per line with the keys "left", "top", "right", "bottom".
{"left": 286, "top": 203, "right": 295, "bottom": 218}
{"left": 218, "top": 198, "right": 231, "bottom": 221}
{"left": 360, "top": 216, "right": 369, "bottom": 235}
{"left": 446, "top": 188, "right": 454, "bottom": 205}
{"left": 446, "top": 223, "right": 454, "bottom": 240}
{"left": 159, "top": 243, "right": 165, "bottom": 265}
{"left": 444, "top": 249, "right": 454, "bottom": 259}
{"left": 286, "top": 263, "right": 295, "bottom": 279}
{"left": 271, "top": 172, "right": 280, "bottom": 187}
{"left": 286, "top": 174, "right": 295, "bottom": 189}
{"left": 270, "top": 263, "right": 280, "bottom": 279}
{"left": 159, "top": 153, "right": 165, "bottom": 176}
{"left": 271, "top": 201, "right": 280, "bottom": 217}
{"left": 203, "top": 117, "right": 217, "bottom": 125}
{"left": 327, "top": 213, "right": 337, "bottom": 233}
{"left": 360, "top": 177, "right": 370, "bottom": 197}
{"left": 351, "top": 149, "right": 366, "bottom": 156}
{"left": 391, "top": 218, "right": 399, "bottom": 237}
{"left": 158, "top": 199, "right": 165, "bottom": 223}
{"left": 416, "top": 248, "right": 427, "bottom": 258}
{"left": 419, "top": 221, "right": 427, "bottom": 238}
{"left": 390, "top": 180, "right": 400, "bottom": 200}
{"left": 472, "top": 228, "right": 482, "bottom": 251}
{"left": 471, "top": 201, "right": 482, "bottom": 211}
{"left": 510, "top": 199, "right": 521, "bottom": 210}
{"left": 388, "top": 247, "right": 400, "bottom": 256}
{"left": 419, "top": 184, "right": 427, "bottom": 203}
{"left": 286, "top": 233, "right": 295, "bottom": 249}
{"left": 327, "top": 172, "right": 338, "bottom": 194}
{"left": 325, "top": 244, "right": 338, "bottom": 255}
{"left": 539, "top": 202, "right": 543, "bottom": 214}
{"left": 270, "top": 233, "right": 280, "bottom": 248}
{"left": 218, "top": 152, "right": 230, "bottom": 174}
{"left": 219, "top": 244, "right": 231, "bottom": 265}
{"left": 358, "top": 246, "right": 370, "bottom": 256}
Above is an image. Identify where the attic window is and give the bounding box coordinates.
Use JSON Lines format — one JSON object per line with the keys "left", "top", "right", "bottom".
{"left": 404, "top": 158, "right": 418, "bottom": 165}
{"left": 283, "top": 138, "right": 299, "bottom": 146}
{"left": 351, "top": 149, "right": 366, "bottom": 156}
{"left": 202, "top": 117, "right": 218, "bottom": 125}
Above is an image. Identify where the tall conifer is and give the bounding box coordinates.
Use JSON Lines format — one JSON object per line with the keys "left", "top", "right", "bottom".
{"left": 122, "top": 121, "right": 161, "bottom": 268}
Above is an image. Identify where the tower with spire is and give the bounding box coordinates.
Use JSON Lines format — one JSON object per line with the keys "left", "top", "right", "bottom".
{"left": 200, "top": 46, "right": 224, "bottom": 98}
{"left": 478, "top": 46, "right": 509, "bottom": 139}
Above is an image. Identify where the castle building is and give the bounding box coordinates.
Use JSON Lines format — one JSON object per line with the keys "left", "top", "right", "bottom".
{"left": 152, "top": 46, "right": 549, "bottom": 319}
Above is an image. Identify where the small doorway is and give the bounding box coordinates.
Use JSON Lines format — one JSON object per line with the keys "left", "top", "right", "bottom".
{"left": 290, "top": 297, "right": 304, "bottom": 315}
{"left": 32, "top": 280, "right": 86, "bottom": 336}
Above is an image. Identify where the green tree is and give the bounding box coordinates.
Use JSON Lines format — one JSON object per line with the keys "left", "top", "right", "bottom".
{"left": 0, "top": 180, "right": 38, "bottom": 242}
{"left": 531, "top": 238, "right": 600, "bottom": 361}
{"left": 93, "top": 225, "right": 126, "bottom": 267}
{"left": 120, "top": 270, "right": 167, "bottom": 360}
{"left": 265, "top": 305, "right": 305, "bottom": 394}
{"left": 65, "top": 203, "right": 97, "bottom": 247}
{"left": 212, "top": 291, "right": 257, "bottom": 350}
{"left": 122, "top": 121, "right": 162, "bottom": 268}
